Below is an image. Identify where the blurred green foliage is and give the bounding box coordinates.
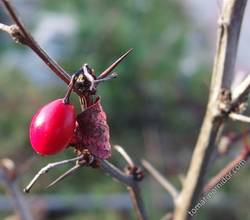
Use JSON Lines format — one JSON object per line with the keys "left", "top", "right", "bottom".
{"left": 0, "top": 0, "right": 249, "bottom": 220}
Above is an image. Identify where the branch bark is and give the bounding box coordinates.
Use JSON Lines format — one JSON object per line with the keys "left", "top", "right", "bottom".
{"left": 173, "top": 1, "right": 248, "bottom": 219}
{"left": 99, "top": 159, "right": 148, "bottom": 220}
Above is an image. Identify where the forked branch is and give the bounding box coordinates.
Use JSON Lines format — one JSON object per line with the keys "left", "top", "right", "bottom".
{"left": 173, "top": 1, "right": 248, "bottom": 219}
{"left": 99, "top": 146, "right": 148, "bottom": 220}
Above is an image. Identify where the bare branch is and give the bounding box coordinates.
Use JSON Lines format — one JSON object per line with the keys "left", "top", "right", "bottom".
{"left": 114, "top": 145, "right": 134, "bottom": 167}
{"left": 230, "top": 74, "right": 250, "bottom": 111}
{"left": 99, "top": 159, "right": 133, "bottom": 186}
{"left": 203, "top": 150, "right": 248, "bottom": 193}
{"left": 142, "top": 159, "right": 179, "bottom": 203}
{"left": 0, "top": 22, "right": 11, "bottom": 32}
{"left": 99, "top": 159, "right": 148, "bottom": 220}
{"left": 232, "top": 74, "right": 250, "bottom": 100}
{"left": 127, "top": 184, "right": 148, "bottom": 220}
{"left": 173, "top": 1, "right": 248, "bottom": 219}
{"left": 1, "top": 0, "right": 72, "bottom": 87}
{"left": 229, "top": 112, "right": 250, "bottom": 123}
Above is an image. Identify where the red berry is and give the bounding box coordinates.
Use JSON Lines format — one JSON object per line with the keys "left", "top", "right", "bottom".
{"left": 29, "top": 99, "right": 76, "bottom": 155}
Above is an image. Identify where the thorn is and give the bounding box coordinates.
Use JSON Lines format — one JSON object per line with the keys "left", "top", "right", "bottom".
{"left": 23, "top": 155, "right": 84, "bottom": 193}
{"left": 46, "top": 163, "right": 81, "bottom": 189}
{"left": 95, "top": 72, "right": 118, "bottom": 84}
{"left": 98, "top": 48, "right": 133, "bottom": 79}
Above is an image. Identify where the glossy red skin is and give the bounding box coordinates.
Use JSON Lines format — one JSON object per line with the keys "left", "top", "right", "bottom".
{"left": 29, "top": 99, "right": 76, "bottom": 156}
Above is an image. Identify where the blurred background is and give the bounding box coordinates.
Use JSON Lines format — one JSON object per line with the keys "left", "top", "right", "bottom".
{"left": 0, "top": 0, "right": 249, "bottom": 219}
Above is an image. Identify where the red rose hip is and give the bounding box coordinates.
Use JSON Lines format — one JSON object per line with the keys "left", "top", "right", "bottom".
{"left": 29, "top": 99, "right": 76, "bottom": 155}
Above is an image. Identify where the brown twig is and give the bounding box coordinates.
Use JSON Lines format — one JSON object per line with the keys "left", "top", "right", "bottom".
{"left": 1, "top": 0, "right": 71, "bottom": 85}
{"left": 204, "top": 130, "right": 250, "bottom": 193}
{"left": 203, "top": 150, "right": 248, "bottom": 193}
{"left": 173, "top": 1, "right": 248, "bottom": 219}
{"left": 1, "top": 0, "right": 132, "bottom": 98}
{"left": 141, "top": 159, "right": 179, "bottom": 204}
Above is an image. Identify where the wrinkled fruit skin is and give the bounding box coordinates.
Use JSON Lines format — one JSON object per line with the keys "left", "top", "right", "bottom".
{"left": 29, "top": 99, "right": 76, "bottom": 156}
{"left": 71, "top": 97, "right": 111, "bottom": 159}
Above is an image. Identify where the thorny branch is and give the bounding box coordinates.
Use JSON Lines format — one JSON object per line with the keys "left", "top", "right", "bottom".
{"left": 1, "top": 0, "right": 250, "bottom": 220}
{"left": 0, "top": 2, "right": 145, "bottom": 220}
{"left": 0, "top": 0, "right": 132, "bottom": 97}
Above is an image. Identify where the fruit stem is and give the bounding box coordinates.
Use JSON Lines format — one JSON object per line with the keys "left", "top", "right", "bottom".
{"left": 63, "top": 74, "right": 77, "bottom": 104}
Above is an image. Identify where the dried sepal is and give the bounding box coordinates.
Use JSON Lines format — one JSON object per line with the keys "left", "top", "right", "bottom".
{"left": 72, "top": 97, "right": 111, "bottom": 159}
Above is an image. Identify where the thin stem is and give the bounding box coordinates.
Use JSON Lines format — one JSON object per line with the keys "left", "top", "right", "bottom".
{"left": 114, "top": 145, "right": 134, "bottom": 167}
{"left": 63, "top": 74, "right": 78, "bottom": 104}
{"left": 229, "top": 113, "right": 250, "bottom": 123}
{"left": 231, "top": 73, "right": 250, "bottom": 111}
{"left": 46, "top": 163, "right": 81, "bottom": 189}
{"left": 0, "top": 22, "right": 11, "bottom": 32}
{"left": 203, "top": 150, "right": 248, "bottom": 193}
{"left": 23, "top": 155, "right": 83, "bottom": 193}
{"left": 142, "top": 159, "right": 179, "bottom": 203}
{"left": 1, "top": 0, "right": 75, "bottom": 89}
{"left": 127, "top": 184, "right": 148, "bottom": 220}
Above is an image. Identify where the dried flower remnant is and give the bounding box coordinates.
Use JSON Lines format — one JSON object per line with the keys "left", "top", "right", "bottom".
{"left": 71, "top": 97, "right": 111, "bottom": 159}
